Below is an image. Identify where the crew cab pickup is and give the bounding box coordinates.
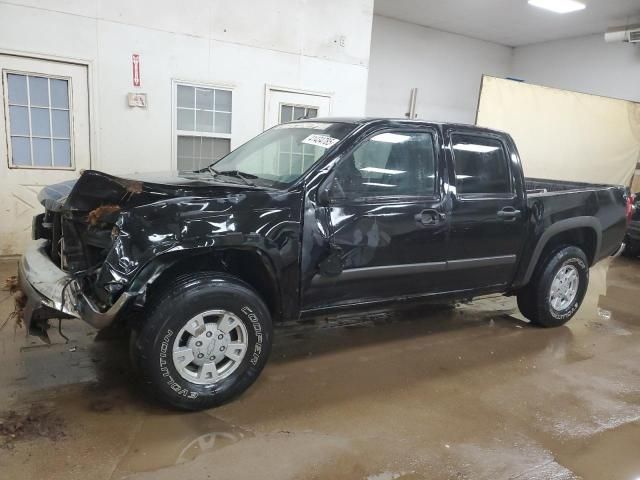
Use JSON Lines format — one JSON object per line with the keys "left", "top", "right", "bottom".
{"left": 18, "top": 118, "right": 631, "bottom": 410}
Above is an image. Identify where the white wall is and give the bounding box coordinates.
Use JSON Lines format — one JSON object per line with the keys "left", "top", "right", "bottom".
{"left": 366, "top": 15, "right": 513, "bottom": 124}
{"left": 511, "top": 33, "right": 640, "bottom": 103}
{"left": 0, "top": 0, "right": 374, "bottom": 174}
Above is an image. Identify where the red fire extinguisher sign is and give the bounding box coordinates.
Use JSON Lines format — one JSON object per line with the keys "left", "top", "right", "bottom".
{"left": 132, "top": 54, "right": 141, "bottom": 87}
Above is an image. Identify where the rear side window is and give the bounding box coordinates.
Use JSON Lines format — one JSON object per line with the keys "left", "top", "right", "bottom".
{"left": 331, "top": 131, "right": 436, "bottom": 200}
{"left": 451, "top": 134, "right": 510, "bottom": 195}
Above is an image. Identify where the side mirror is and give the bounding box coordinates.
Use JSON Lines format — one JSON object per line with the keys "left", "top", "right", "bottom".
{"left": 317, "top": 183, "right": 331, "bottom": 207}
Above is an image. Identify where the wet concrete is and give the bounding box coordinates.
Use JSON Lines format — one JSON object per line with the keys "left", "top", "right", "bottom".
{"left": 0, "top": 257, "right": 639, "bottom": 479}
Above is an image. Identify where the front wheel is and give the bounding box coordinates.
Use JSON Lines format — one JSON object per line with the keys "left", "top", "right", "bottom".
{"left": 131, "top": 273, "right": 273, "bottom": 410}
{"left": 517, "top": 245, "right": 589, "bottom": 327}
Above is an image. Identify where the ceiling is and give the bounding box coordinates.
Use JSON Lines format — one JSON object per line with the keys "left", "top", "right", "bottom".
{"left": 373, "top": 0, "right": 640, "bottom": 47}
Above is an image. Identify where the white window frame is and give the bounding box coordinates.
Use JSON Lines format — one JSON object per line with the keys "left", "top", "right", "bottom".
{"left": 2, "top": 69, "right": 75, "bottom": 170}
{"left": 171, "top": 79, "right": 234, "bottom": 170}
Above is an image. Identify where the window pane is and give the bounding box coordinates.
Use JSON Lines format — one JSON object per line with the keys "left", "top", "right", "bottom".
{"left": 53, "top": 139, "right": 71, "bottom": 167}
{"left": 7, "top": 74, "right": 28, "bottom": 105}
{"left": 196, "top": 88, "right": 214, "bottom": 110}
{"left": 29, "top": 76, "right": 49, "bottom": 107}
{"left": 9, "top": 106, "right": 29, "bottom": 135}
{"left": 280, "top": 105, "right": 292, "bottom": 123}
{"left": 333, "top": 131, "right": 436, "bottom": 199}
{"left": 50, "top": 79, "right": 69, "bottom": 109}
{"left": 177, "top": 108, "right": 195, "bottom": 131}
{"left": 51, "top": 110, "right": 70, "bottom": 138}
{"left": 452, "top": 134, "right": 510, "bottom": 194}
{"left": 177, "top": 85, "right": 194, "bottom": 108}
{"left": 201, "top": 137, "right": 215, "bottom": 160}
{"left": 33, "top": 138, "right": 52, "bottom": 166}
{"left": 215, "top": 90, "right": 231, "bottom": 112}
{"left": 10, "top": 136, "right": 31, "bottom": 166}
{"left": 213, "top": 138, "right": 230, "bottom": 159}
{"left": 214, "top": 112, "right": 231, "bottom": 134}
{"left": 31, "top": 107, "right": 51, "bottom": 137}
{"left": 177, "top": 136, "right": 196, "bottom": 171}
{"left": 293, "top": 106, "right": 305, "bottom": 120}
{"left": 307, "top": 108, "right": 318, "bottom": 118}
{"left": 196, "top": 110, "right": 213, "bottom": 132}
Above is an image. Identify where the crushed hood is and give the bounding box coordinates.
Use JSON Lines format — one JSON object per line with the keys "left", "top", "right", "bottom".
{"left": 38, "top": 170, "right": 263, "bottom": 212}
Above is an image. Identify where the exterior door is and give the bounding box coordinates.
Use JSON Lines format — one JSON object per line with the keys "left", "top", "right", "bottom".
{"left": 443, "top": 128, "right": 527, "bottom": 291}
{"left": 0, "top": 55, "right": 91, "bottom": 255}
{"left": 303, "top": 128, "right": 448, "bottom": 310}
{"left": 264, "top": 86, "right": 331, "bottom": 129}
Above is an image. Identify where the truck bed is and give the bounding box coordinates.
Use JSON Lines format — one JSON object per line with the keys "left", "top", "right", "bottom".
{"left": 525, "top": 177, "right": 613, "bottom": 196}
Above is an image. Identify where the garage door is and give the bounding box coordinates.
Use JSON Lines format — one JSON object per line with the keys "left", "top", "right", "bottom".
{"left": 0, "top": 55, "right": 91, "bottom": 255}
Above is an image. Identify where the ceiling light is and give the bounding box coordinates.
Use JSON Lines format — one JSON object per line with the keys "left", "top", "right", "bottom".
{"left": 371, "top": 133, "right": 410, "bottom": 143}
{"left": 528, "top": 0, "right": 586, "bottom": 14}
{"left": 453, "top": 144, "right": 499, "bottom": 153}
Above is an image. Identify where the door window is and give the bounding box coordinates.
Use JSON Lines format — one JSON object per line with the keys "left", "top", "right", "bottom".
{"left": 330, "top": 131, "right": 436, "bottom": 200}
{"left": 451, "top": 134, "right": 510, "bottom": 195}
{"left": 4, "top": 72, "right": 72, "bottom": 168}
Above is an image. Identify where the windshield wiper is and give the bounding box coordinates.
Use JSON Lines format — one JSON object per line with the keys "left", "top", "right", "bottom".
{"left": 216, "top": 169, "right": 258, "bottom": 186}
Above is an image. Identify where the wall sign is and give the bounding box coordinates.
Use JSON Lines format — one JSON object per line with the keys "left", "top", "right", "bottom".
{"left": 127, "top": 92, "right": 147, "bottom": 108}
{"left": 132, "top": 54, "right": 141, "bottom": 87}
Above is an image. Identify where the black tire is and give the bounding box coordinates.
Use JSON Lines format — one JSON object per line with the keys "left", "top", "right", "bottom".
{"left": 516, "top": 245, "right": 589, "bottom": 328}
{"left": 131, "top": 272, "right": 273, "bottom": 411}
{"left": 622, "top": 238, "right": 640, "bottom": 258}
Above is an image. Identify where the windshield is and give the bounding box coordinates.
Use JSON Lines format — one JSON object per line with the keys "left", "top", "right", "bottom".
{"left": 208, "top": 122, "right": 355, "bottom": 188}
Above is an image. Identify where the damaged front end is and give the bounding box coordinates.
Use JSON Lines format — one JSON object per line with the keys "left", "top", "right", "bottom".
{"left": 18, "top": 171, "right": 165, "bottom": 337}
{"left": 19, "top": 170, "right": 207, "bottom": 338}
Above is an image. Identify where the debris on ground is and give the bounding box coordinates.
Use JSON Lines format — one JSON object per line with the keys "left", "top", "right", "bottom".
{"left": 0, "top": 405, "right": 66, "bottom": 449}
{"left": 4, "top": 275, "right": 18, "bottom": 294}
{"left": 1, "top": 289, "right": 26, "bottom": 332}
{"left": 87, "top": 205, "right": 121, "bottom": 226}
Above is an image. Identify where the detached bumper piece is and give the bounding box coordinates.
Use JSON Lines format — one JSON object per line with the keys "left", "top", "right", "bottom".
{"left": 18, "top": 239, "right": 133, "bottom": 335}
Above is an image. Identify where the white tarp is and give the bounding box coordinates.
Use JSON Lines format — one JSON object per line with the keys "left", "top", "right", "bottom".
{"left": 476, "top": 75, "right": 640, "bottom": 187}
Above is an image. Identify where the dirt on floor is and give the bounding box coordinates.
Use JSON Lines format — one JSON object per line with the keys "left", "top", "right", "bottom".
{"left": 0, "top": 257, "right": 639, "bottom": 479}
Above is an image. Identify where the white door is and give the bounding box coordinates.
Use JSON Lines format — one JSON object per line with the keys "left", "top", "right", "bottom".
{"left": 0, "top": 55, "right": 91, "bottom": 255}
{"left": 264, "top": 87, "right": 332, "bottom": 130}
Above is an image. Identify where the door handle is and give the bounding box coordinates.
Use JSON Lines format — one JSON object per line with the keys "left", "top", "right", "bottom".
{"left": 415, "top": 209, "right": 445, "bottom": 226}
{"left": 497, "top": 207, "right": 521, "bottom": 219}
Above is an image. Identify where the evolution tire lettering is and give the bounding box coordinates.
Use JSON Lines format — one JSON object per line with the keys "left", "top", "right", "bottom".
{"left": 159, "top": 328, "right": 198, "bottom": 399}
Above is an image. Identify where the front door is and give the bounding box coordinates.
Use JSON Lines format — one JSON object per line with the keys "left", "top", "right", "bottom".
{"left": 302, "top": 127, "right": 448, "bottom": 310}
{"left": 264, "top": 86, "right": 331, "bottom": 129}
{"left": 0, "top": 54, "right": 91, "bottom": 255}
{"left": 443, "top": 128, "right": 527, "bottom": 291}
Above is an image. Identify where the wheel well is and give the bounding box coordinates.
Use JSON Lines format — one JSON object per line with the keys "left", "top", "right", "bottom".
{"left": 144, "top": 249, "right": 281, "bottom": 320}
{"left": 540, "top": 227, "right": 597, "bottom": 266}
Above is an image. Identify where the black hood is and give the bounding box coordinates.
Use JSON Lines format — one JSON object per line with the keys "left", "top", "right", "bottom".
{"left": 38, "top": 170, "right": 263, "bottom": 212}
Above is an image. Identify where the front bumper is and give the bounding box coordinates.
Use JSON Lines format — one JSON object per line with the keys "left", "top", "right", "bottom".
{"left": 18, "top": 239, "right": 133, "bottom": 331}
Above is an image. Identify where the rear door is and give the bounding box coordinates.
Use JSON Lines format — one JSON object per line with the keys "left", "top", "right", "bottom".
{"left": 443, "top": 127, "right": 526, "bottom": 291}
{"left": 302, "top": 127, "right": 449, "bottom": 309}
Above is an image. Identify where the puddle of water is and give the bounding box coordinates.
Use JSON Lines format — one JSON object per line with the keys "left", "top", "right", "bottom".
{"left": 554, "top": 421, "right": 640, "bottom": 480}
{"left": 113, "top": 412, "right": 250, "bottom": 475}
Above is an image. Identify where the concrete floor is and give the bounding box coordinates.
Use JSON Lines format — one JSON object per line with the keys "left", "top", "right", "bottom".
{"left": 0, "top": 257, "right": 639, "bottom": 480}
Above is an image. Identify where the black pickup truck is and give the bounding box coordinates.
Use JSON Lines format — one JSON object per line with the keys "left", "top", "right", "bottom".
{"left": 18, "top": 118, "right": 631, "bottom": 410}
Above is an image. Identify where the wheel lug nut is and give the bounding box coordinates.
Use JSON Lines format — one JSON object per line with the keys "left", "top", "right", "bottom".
{"left": 209, "top": 356, "right": 214, "bottom": 360}
{"left": 220, "top": 346, "right": 225, "bottom": 351}
{"left": 218, "top": 334, "right": 224, "bottom": 340}
{"left": 206, "top": 332, "right": 212, "bottom": 338}
{"left": 195, "top": 341, "right": 202, "bottom": 347}
{"left": 197, "top": 353, "right": 204, "bottom": 358}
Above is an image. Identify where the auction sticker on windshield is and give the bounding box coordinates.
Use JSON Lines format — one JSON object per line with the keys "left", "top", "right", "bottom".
{"left": 302, "top": 134, "right": 339, "bottom": 149}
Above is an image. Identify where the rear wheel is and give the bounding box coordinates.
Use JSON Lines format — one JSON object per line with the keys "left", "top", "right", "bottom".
{"left": 517, "top": 245, "right": 589, "bottom": 327}
{"left": 131, "top": 272, "right": 273, "bottom": 410}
